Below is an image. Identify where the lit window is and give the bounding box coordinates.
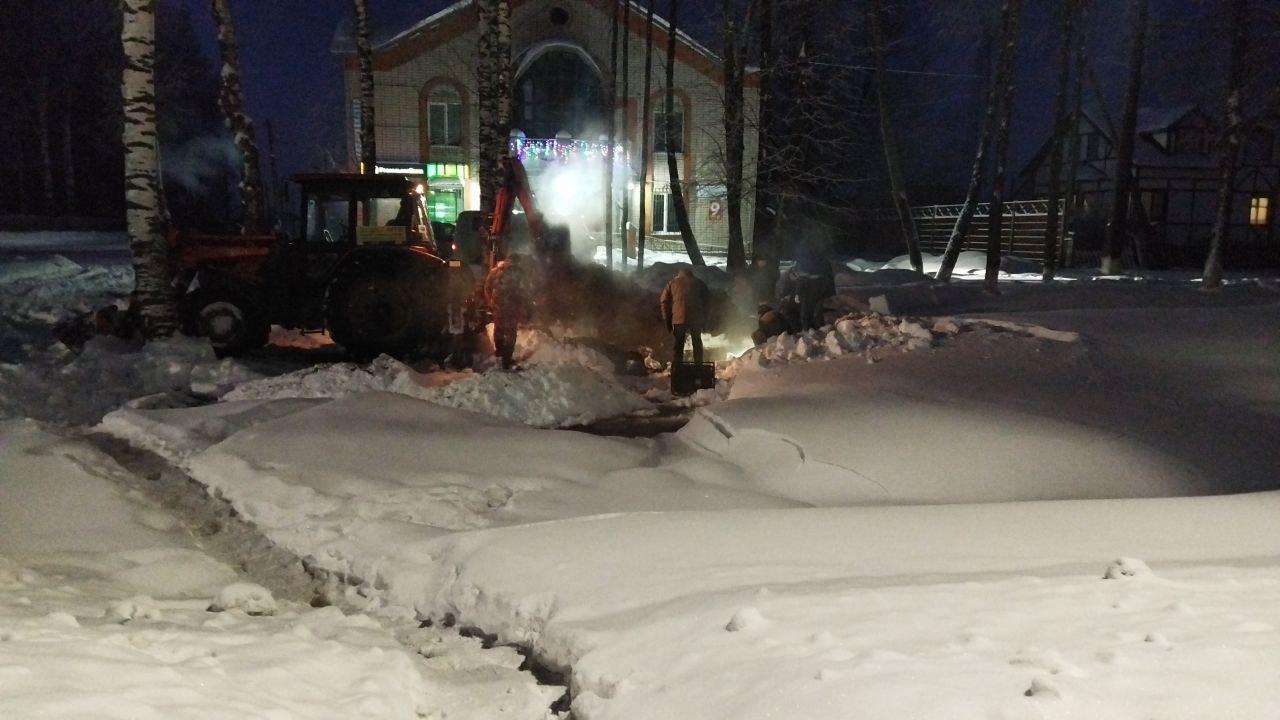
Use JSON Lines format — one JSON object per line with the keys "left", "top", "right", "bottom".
{"left": 651, "top": 192, "right": 679, "bottom": 233}
{"left": 1249, "top": 196, "right": 1270, "bottom": 226}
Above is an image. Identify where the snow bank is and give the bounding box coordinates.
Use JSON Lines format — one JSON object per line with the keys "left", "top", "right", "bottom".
{"left": 0, "top": 334, "right": 261, "bottom": 425}
{"left": 0, "top": 419, "right": 436, "bottom": 719}
{"left": 224, "top": 342, "right": 652, "bottom": 429}
{"left": 407, "top": 503, "right": 1280, "bottom": 720}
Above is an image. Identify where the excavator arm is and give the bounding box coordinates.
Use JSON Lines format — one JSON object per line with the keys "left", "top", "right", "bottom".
{"left": 486, "top": 156, "right": 552, "bottom": 268}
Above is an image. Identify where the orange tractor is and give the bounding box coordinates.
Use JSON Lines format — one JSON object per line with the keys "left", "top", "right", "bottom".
{"left": 175, "top": 158, "right": 565, "bottom": 360}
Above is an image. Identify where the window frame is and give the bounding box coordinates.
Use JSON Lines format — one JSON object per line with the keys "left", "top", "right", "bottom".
{"left": 654, "top": 109, "right": 685, "bottom": 154}
{"left": 428, "top": 99, "right": 463, "bottom": 147}
{"left": 651, "top": 192, "right": 680, "bottom": 233}
{"left": 1249, "top": 195, "right": 1271, "bottom": 226}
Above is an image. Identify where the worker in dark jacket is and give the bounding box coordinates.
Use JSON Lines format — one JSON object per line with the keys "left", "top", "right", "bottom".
{"left": 659, "top": 268, "right": 710, "bottom": 366}
{"left": 751, "top": 301, "right": 797, "bottom": 346}
{"left": 484, "top": 254, "right": 533, "bottom": 369}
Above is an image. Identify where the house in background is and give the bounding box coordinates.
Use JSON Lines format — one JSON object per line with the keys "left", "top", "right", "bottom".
{"left": 1018, "top": 105, "right": 1279, "bottom": 269}
{"left": 338, "top": 0, "right": 760, "bottom": 257}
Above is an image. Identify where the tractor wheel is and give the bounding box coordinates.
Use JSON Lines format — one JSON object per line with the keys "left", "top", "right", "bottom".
{"left": 325, "top": 261, "right": 434, "bottom": 359}
{"left": 190, "top": 295, "right": 269, "bottom": 358}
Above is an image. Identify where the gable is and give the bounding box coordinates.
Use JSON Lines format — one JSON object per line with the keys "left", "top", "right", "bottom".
{"left": 351, "top": 0, "right": 754, "bottom": 88}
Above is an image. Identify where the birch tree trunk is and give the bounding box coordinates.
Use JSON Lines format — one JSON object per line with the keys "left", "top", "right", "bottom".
{"left": 495, "top": 0, "right": 511, "bottom": 142}
{"left": 1057, "top": 0, "right": 1089, "bottom": 276}
{"left": 476, "top": 0, "right": 497, "bottom": 220}
{"left": 935, "top": 0, "right": 1018, "bottom": 283}
{"left": 637, "top": 0, "right": 656, "bottom": 269}
{"left": 721, "top": 0, "right": 748, "bottom": 273}
{"left": 1202, "top": 0, "right": 1248, "bottom": 289}
{"left": 476, "top": 0, "right": 512, "bottom": 228}
{"left": 982, "top": 0, "right": 1023, "bottom": 294}
{"left": 749, "top": 0, "right": 774, "bottom": 272}
{"left": 605, "top": 0, "right": 620, "bottom": 270}
{"left": 1040, "top": 0, "right": 1081, "bottom": 282}
{"left": 869, "top": 0, "right": 921, "bottom": 273}
{"left": 620, "top": 0, "right": 631, "bottom": 268}
{"left": 210, "top": 0, "right": 265, "bottom": 232}
{"left": 353, "top": 0, "right": 376, "bottom": 174}
{"left": 665, "top": 0, "right": 703, "bottom": 265}
{"left": 122, "top": 0, "right": 177, "bottom": 338}
{"left": 1101, "top": 0, "right": 1148, "bottom": 275}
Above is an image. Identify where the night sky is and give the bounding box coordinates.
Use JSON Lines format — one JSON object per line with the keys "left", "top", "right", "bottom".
{"left": 171, "top": 0, "right": 1254, "bottom": 196}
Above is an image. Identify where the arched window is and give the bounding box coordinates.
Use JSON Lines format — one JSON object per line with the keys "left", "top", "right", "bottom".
{"left": 513, "top": 47, "right": 604, "bottom": 139}
{"left": 427, "top": 88, "right": 463, "bottom": 147}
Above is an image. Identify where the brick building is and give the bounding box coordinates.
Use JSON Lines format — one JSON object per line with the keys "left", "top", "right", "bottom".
{"left": 339, "top": 0, "right": 760, "bottom": 256}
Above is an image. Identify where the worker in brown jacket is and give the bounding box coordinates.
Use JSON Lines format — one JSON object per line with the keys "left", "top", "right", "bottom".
{"left": 658, "top": 268, "right": 710, "bottom": 366}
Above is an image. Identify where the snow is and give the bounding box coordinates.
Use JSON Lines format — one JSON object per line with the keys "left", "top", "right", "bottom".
{"left": 3, "top": 240, "right": 1280, "bottom": 719}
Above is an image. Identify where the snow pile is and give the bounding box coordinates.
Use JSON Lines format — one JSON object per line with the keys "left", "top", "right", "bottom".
{"left": 0, "top": 254, "right": 131, "bottom": 359}
{"left": 726, "top": 311, "right": 1083, "bottom": 381}
{"left": 0, "top": 334, "right": 261, "bottom": 425}
{"left": 727, "top": 312, "right": 948, "bottom": 376}
{"left": 516, "top": 328, "right": 617, "bottom": 376}
{"left": 225, "top": 348, "right": 652, "bottom": 429}
{"left": 423, "top": 362, "right": 652, "bottom": 427}
{"left": 209, "top": 581, "right": 278, "bottom": 616}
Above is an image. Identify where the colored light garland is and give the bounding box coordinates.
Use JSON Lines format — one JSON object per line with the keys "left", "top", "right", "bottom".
{"left": 510, "top": 137, "right": 628, "bottom": 166}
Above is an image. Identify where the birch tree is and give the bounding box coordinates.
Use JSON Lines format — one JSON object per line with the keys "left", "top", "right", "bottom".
{"left": 637, "top": 0, "right": 656, "bottom": 268}
{"left": 476, "top": 0, "right": 512, "bottom": 226}
{"left": 476, "top": 0, "right": 498, "bottom": 220}
{"left": 935, "top": 0, "right": 1022, "bottom": 283}
{"left": 665, "top": 0, "right": 704, "bottom": 265}
{"left": 721, "top": 0, "right": 752, "bottom": 272}
{"left": 604, "top": 0, "right": 620, "bottom": 270}
{"left": 868, "top": 0, "right": 921, "bottom": 273}
{"left": 1039, "top": 0, "right": 1084, "bottom": 281}
{"left": 1100, "top": 0, "right": 1149, "bottom": 275}
{"left": 748, "top": 0, "right": 774, "bottom": 270}
{"left": 210, "top": 0, "right": 265, "bottom": 232}
{"left": 619, "top": 0, "right": 632, "bottom": 268}
{"left": 1056, "top": 0, "right": 1089, "bottom": 278}
{"left": 353, "top": 0, "right": 376, "bottom": 174}
{"left": 981, "top": 0, "right": 1023, "bottom": 293}
{"left": 122, "top": 0, "right": 177, "bottom": 338}
{"left": 1202, "top": 0, "right": 1248, "bottom": 289}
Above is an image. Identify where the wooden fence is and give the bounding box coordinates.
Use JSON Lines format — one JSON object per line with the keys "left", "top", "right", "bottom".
{"left": 865, "top": 199, "right": 1069, "bottom": 263}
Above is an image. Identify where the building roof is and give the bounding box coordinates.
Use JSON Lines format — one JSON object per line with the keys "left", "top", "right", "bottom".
{"left": 336, "top": 0, "right": 749, "bottom": 84}
{"left": 1136, "top": 105, "right": 1198, "bottom": 134}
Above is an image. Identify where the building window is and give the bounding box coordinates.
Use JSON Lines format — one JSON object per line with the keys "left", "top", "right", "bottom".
{"left": 651, "top": 192, "right": 680, "bottom": 233}
{"left": 428, "top": 99, "right": 463, "bottom": 147}
{"left": 1250, "top": 196, "right": 1270, "bottom": 226}
{"left": 654, "top": 109, "right": 684, "bottom": 154}
{"left": 513, "top": 48, "right": 604, "bottom": 139}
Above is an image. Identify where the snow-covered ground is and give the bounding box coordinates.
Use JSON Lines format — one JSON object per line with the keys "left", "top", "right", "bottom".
{"left": 3, "top": 233, "right": 1280, "bottom": 719}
